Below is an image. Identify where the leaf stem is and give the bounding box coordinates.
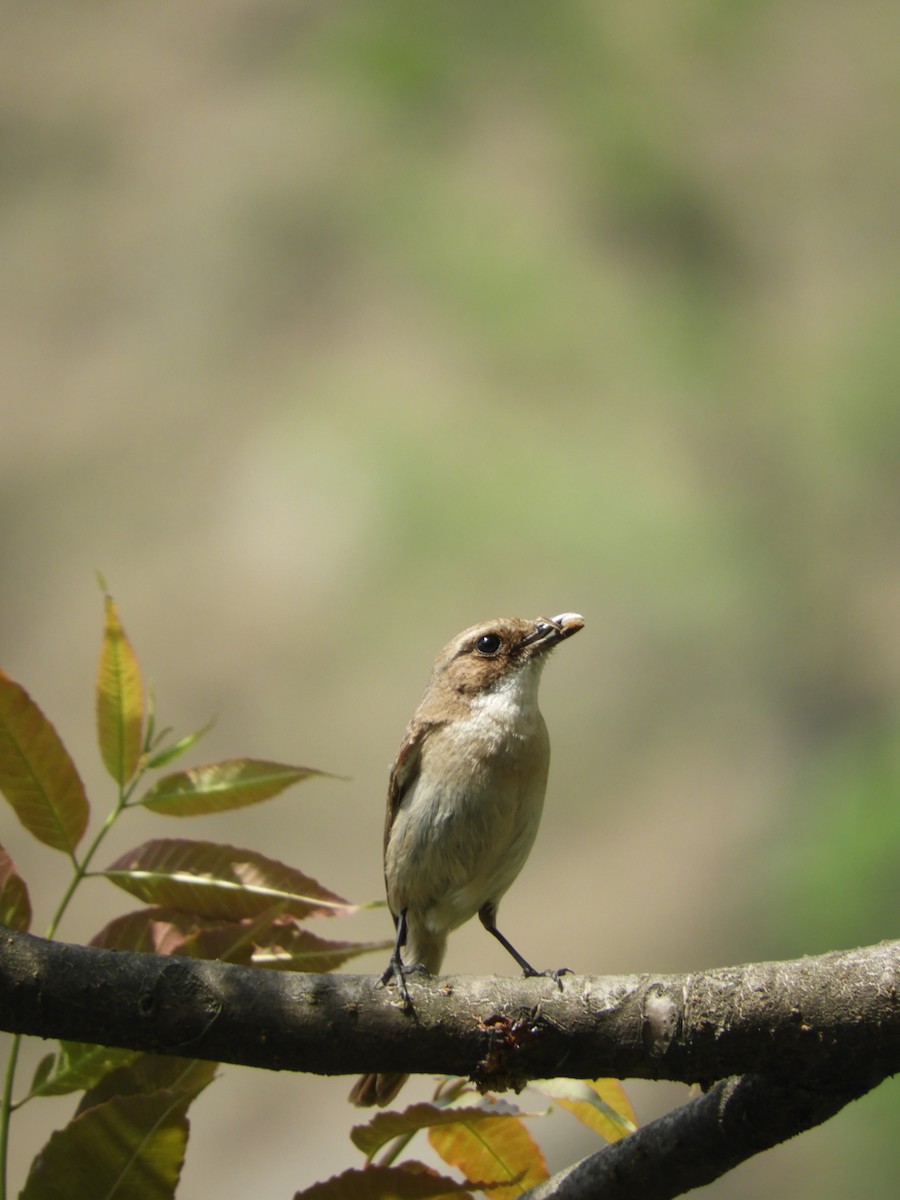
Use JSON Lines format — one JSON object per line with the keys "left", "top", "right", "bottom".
{"left": 44, "top": 761, "right": 150, "bottom": 940}
{"left": 1, "top": 770, "right": 146, "bottom": 1198}
{"left": 44, "top": 794, "right": 126, "bottom": 940}
{"left": 0, "top": 1035, "right": 22, "bottom": 1200}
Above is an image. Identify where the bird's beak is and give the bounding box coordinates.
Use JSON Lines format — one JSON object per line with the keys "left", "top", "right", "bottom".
{"left": 522, "top": 612, "right": 585, "bottom": 648}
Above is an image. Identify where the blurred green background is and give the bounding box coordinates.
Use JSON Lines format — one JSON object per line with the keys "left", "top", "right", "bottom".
{"left": 2, "top": 2, "right": 899, "bottom": 1196}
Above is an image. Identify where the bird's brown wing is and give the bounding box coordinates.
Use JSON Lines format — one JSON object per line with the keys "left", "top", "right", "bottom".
{"left": 383, "top": 719, "right": 436, "bottom": 859}
{"left": 381, "top": 725, "right": 421, "bottom": 922}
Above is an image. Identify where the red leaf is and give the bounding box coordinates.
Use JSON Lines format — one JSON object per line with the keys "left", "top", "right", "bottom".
{"left": 293, "top": 1164, "right": 475, "bottom": 1200}
{"left": 92, "top": 906, "right": 258, "bottom": 963}
{"left": 0, "top": 842, "right": 31, "bottom": 930}
{"left": 250, "top": 923, "right": 393, "bottom": 972}
{"left": 102, "top": 838, "right": 355, "bottom": 920}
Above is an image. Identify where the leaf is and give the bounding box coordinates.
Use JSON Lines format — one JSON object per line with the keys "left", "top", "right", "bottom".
{"left": 144, "top": 719, "right": 214, "bottom": 771}
{"left": 293, "top": 1164, "right": 475, "bottom": 1200}
{"left": 27, "top": 1042, "right": 138, "bottom": 1100}
{"left": 137, "top": 758, "right": 331, "bottom": 816}
{"left": 250, "top": 924, "right": 393, "bottom": 972}
{"left": 77, "top": 1054, "right": 217, "bottom": 1115}
{"left": 27, "top": 1044, "right": 216, "bottom": 1105}
{"left": 91, "top": 906, "right": 251, "bottom": 961}
{"left": 144, "top": 685, "right": 158, "bottom": 760}
{"left": 429, "top": 1110, "right": 547, "bottom": 1199}
{"left": 92, "top": 906, "right": 390, "bottom": 971}
{"left": 29, "top": 1054, "right": 56, "bottom": 1095}
{"left": 352, "top": 1102, "right": 525, "bottom": 1161}
{"left": 102, "top": 838, "right": 356, "bottom": 920}
{"left": 530, "top": 1078, "right": 638, "bottom": 1142}
{"left": 20, "top": 1090, "right": 192, "bottom": 1200}
{"left": 96, "top": 593, "right": 144, "bottom": 785}
{"left": 91, "top": 905, "right": 291, "bottom": 965}
{"left": 0, "top": 842, "right": 32, "bottom": 930}
{"left": 0, "top": 669, "right": 88, "bottom": 853}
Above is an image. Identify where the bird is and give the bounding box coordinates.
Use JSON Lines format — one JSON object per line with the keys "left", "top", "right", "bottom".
{"left": 349, "top": 611, "right": 584, "bottom": 1106}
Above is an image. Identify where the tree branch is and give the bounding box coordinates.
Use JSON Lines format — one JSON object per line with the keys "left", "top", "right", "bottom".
{"left": 3, "top": 929, "right": 897, "bottom": 1197}
{"left": 2, "top": 928, "right": 898, "bottom": 1085}
{"left": 523, "top": 1070, "right": 878, "bottom": 1200}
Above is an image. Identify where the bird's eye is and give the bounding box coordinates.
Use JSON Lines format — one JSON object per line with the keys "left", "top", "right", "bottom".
{"left": 475, "top": 633, "right": 502, "bottom": 656}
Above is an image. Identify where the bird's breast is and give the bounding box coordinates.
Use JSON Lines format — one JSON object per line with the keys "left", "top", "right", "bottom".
{"left": 384, "top": 702, "right": 550, "bottom": 929}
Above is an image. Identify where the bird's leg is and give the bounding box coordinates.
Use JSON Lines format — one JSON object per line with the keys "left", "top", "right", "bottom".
{"left": 377, "top": 909, "right": 424, "bottom": 1007}
{"left": 478, "top": 902, "right": 571, "bottom": 990}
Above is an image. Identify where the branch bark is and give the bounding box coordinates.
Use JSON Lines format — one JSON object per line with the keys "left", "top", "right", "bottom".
{"left": 524, "top": 1071, "right": 875, "bottom": 1200}
{"left": 2, "top": 928, "right": 897, "bottom": 1198}
{"left": 2, "top": 929, "right": 897, "bottom": 1084}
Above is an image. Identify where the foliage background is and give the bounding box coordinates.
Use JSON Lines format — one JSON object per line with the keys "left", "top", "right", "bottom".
{"left": 1, "top": 2, "right": 898, "bottom": 1196}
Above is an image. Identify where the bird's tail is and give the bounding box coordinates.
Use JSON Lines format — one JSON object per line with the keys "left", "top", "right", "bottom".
{"left": 348, "top": 920, "right": 446, "bottom": 1107}
{"left": 404, "top": 922, "right": 446, "bottom": 976}
{"left": 348, "top": 1069, "right": 408, "bottom": 1107}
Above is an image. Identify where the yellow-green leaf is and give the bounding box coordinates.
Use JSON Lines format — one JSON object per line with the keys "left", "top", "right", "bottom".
{"left": 138, "top": 758, "right": 330, "bottom": 816}
{"left": 144, "top": 719, "right": 214, "bottom": 771}
{"left": 429, "top": 1111, "right": 547, "bottom": 1199}
{"left": 351, "top": 1102, "right": 521, "bottom": 1162}
{"left": 0, "top": 842, "right": 31, "bottom": 930}
{"left": 27, "top": 1042, "right": 138, "bottom": 1100}
{"left": 77, "top": 1054, "right": 217, "bottom": 1115}
{"left": 103, "top": 838, "right": 356, "bottom": 920}
{"left": 96, "top": 594, "right": 144, "bottom": 785}
{"left": 0, "top": 669, "right": 88, "bottom": 853}
{"left": 21, "top": 1091, "right": 190, "bottom": 1199}
{"left": 293, "top": 1164, "right": 475, "bottom": 1200}
{"left": 530, "top": 1078, "right": 638, "bottom": 1142}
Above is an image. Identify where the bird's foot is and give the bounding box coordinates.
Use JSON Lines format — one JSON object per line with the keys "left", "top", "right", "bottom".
{"left": 377, "top": 958, "right": 428, "bottom": 1008}
{"left": 522, "top": 965, "right": 572, "bottom": 991}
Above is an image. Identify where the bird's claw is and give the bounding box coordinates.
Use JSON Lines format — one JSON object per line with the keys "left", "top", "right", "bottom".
{"left": 523, "top": 965, "right": 572, "bottom": 991}
{"left": 377, "top": 958, "right": 426, "bottom": 1008}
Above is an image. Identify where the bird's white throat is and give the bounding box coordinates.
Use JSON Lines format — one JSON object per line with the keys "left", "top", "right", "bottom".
{"left": 469, "top": 658, "right": 545, "bottom": 729}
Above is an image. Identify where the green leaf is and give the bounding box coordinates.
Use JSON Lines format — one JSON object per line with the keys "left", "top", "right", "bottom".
{"left": 292, "top": 1164, "right": 475, "bottom": 1200}
{"left": 144, "top": 719, "right": 214, "bottom": 771}
{"left": 250, "top": 924, "right": 393, "bottom": 972}
{"left": 0, "top": 841, "right": 32, "bottom": 930}
{"left": 77, "top": 1054, "right": 217, "bottom": 1115}
{"left": 27, "top": 1042, "right": 138, "bottom": 1100}
{"left": 0, "top": 669, "right": 88, "bottom": 853}
{"left": 144, "top": 685, "right": 158, "bottom": 757}
{"left": 530, "top": 1078, "right": 638, "bottom": 1142}
{"left": 429, "top": 1109, "right": 547, "bottom": 1198}
{"left": 20, "top": 1090, "right": 191, "bottom": 1199}
{"left": 102, "top": 838, "right": 356, "bottom": 920}
{"left": 28, "top": 1054, "right": 56, "bottom": 1096}
{"left": 96, "top": 594, "right": 144, "bottom": 785}
{"left": 351, "top": 1102, "right": 524, "bottom": 1162}
{"left": 137, "top": 758, "right": 330, "bottom": 816}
